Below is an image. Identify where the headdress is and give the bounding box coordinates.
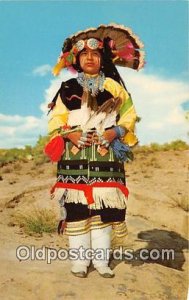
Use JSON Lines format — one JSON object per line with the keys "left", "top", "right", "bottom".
{"left": 53, "top": 23, "right": 145, "bottom": 76}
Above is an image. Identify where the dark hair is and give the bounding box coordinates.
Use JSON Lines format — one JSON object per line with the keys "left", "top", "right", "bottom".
{"left": 62, "top": 37, "right": 127, "bottom": 91}
{"left": 100, "top": 37, "right": 127, "bottom": 90}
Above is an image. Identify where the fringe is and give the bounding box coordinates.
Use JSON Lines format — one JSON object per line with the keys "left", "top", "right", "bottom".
{"left": 53, "top": 187, "right": 127, "bottom": 209}
{"left": 64, "top": 189, "right": 87, "bottom": 205}
{"left": 89, "top": 187, "right": 127, "bottom": 209}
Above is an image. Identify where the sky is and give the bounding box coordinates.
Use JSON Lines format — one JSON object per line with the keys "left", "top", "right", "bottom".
{"left": 0, "top": 0, "right": 188, "bottom": 148}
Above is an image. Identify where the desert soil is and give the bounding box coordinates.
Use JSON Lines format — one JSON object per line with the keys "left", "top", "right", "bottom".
{"left": 0, "top": 150, "right": 188, "bottom": 300}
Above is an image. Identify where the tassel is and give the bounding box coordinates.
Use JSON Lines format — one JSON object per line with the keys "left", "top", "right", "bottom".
{"left": 110, "top": 139, "right": 134, "bottom": 162}
{"left": 58, "top": 220, "right": 66, "bottom": 234}
{"left": 44, "top": 136, "right": 65, "bottom": 162}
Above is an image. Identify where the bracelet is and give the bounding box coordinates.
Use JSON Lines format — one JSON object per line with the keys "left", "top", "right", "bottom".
{"left": 113, "top": 126, "right": 127, "bottom": 138}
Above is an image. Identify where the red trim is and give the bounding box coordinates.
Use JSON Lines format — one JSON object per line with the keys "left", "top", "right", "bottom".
{"left": 66, "top": 95, "right": 83, "bottom": 101}
{"left": 50, "top": 182, "right": 129, "bottom": 205}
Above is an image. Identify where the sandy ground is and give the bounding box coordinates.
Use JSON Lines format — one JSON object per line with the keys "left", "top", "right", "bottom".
{"left": 0, "top": 150, "right": 188, "bottom": 300}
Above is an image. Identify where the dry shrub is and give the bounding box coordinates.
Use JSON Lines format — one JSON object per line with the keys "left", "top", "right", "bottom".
{"left": 134, "top": 140, "right": 189, "bottom": 154}
{"left": 13, "top": 162, "right": 22, "bottom": 170}
{"left": 14, "top": 208, "right": 57, "bottom": 235}
{"left": 153, "top": 162, "right": 162, "bottom": 169}
{"left": 2, "top": 166, "right": 12, "bottom": 173}
{"left": 178, "top": 196, "right": 188, "bottom": 212}
{"left": 33, "top": 156, "right": 50, "bottom": 166}
{"left": 144, "top": 174, "right": 152, "bottom": 179}
{"left": 171, "top": 195, "right": 188, "bottom": 212}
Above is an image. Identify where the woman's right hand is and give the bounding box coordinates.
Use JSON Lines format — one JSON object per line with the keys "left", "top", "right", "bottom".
{"left": 66, "top": 131, "right": 93, "bottom": 148}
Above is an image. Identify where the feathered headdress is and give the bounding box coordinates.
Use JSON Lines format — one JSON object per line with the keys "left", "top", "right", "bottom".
{"left": 53, "top": 23, "right": 145, "bottom": 76}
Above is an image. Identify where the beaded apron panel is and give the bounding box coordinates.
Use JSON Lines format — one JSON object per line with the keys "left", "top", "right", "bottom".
{"left": 57, "top": 141, "right": 126, "bottom": 186}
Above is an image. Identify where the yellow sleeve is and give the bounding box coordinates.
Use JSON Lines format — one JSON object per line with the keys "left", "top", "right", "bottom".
{"left": 103, "top": 77, "right": 138, "bottom": 146}
{"left": 48, "top": 94, "right": 69, "bottom": 138}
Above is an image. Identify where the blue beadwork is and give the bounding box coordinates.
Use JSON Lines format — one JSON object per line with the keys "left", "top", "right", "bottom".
{"left": 77, "top": 71, "right": 105, "bottom": 96}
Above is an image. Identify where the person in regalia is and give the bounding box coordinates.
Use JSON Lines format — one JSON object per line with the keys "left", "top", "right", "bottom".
{"left": 45, "top": 24, "right": 145, "bottom": 278}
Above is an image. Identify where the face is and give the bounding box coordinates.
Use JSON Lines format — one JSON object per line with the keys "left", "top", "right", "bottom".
{"left": 79, "top": 49, "right": 101, "bottom": 75}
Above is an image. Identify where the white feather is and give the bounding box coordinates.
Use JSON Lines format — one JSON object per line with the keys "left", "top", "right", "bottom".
{"left": 68, "top": 98, "right": 121, "bottom": 133}
{"left": 97, "top": 111, "right": 117, "bottom": 134}
{"left": 81, "top": 110, "right": 107, "bottom": 132}
{"left": 83, "top": 98, "right": 121, "bottom": 132}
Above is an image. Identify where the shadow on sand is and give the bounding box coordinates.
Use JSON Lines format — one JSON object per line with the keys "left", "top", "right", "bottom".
{"left": 109, "top": 229, "right": 189, "bottom": 271}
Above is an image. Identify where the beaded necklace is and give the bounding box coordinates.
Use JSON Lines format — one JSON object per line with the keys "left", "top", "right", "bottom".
{"left": 77, "top": 71, "right": 105, "bottom": 96}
